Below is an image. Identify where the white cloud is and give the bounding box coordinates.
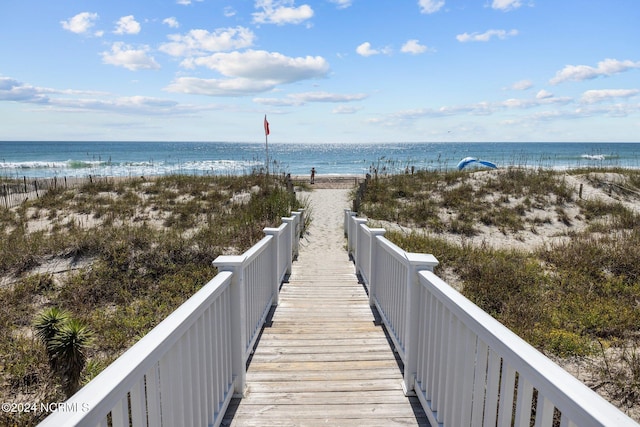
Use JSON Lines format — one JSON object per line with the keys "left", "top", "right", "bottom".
{"left": 329, "top": 0, "right": 353, "bottom": 9}
{"left": 253, "top": 0, "right": 314, "bottom": 25}
{"left": 163, "top": 17, "right": 180, "bottom": 28}
{"left": 510, "top": 79, "right": 533, "bottom": 90}
{"left": 61, "top": 12, "right": 99, "bottom": 35}
{"left": 401, "top": 39, "right": 428, "bottom": 55}
{"left": 418, "top": 0, "right": 445, "bottom": 14}
{"left": 0, "top": 77, "right": 49, "bottom": 103}
{"left": 253, "top": 97, "right": 300, "bottom": 106}
{"left": 371, "top": 93, "right": 575, "bottom": 127}
{"left": 160, "top": 27, "right": 255, "bottom": 57}
{"left": 224, "top": 7, "right": 237, "bottom": 17}
{"left": 355, "top": 42, "right": 391, "bottom": 57}
{"left": 166, "top": 50, "right": 330, "bottom": 96}
{"left": 500, "top": 95, "right": 571, "bottom": 109}
{"left": 550, "top": 58, "right": 640, "bottom": 85}
{"left": 536, "top": 89, "right": 553, "bottom": 99}
{"left": 456, "top": 29, "right": 518, "bottom": 42}
{"left": 187, "top": 50, "right": 329, "bottom": 81}
{"left": 254, "top": 91, "right": 367, "bottom": 106}
{"left": 165, "top": 77, "right": 278, "bottom": 96}
{"left": 0, "top": 76, "right": 186, "bottom": 115}
{"left": 581, "top": 89, "right": 639, "bottom": 104}
{"left": 356, "top": 42, "right": 377, "bottom": 57}
{"left": 332, "top": 105, "right": 361, "bottom": 114}
{"left": 491, "top": 0, "right": 523, "bottom": 11}
{"left": 290, "top": 91, "right": 367, "bottom": 102}
{"left": 101, "top": 42, "right": 161, "bottom": 71}
{"left": 114, "top": 15, "right": 141, "bottom": 35}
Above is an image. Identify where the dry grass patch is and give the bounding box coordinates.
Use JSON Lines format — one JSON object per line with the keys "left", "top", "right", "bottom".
{"left": 0, "top": 173, "right": 303, "bottom": 426}
{"left": 357, "top": 167, "right": 640, "bottom": 420}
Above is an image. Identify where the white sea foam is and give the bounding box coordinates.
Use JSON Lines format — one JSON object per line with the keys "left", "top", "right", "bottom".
{"left": 0, "top": 161, "right": 69, "bottom": 169}
{"left": 581, "top": 154, "right": 606, "bottom": 161}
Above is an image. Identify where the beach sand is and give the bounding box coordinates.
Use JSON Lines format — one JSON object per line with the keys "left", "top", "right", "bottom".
{"left": 292, "top": 174, "right": 364, "bottom": 189}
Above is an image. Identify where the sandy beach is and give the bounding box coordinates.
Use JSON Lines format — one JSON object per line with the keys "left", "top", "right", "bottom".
{"left": 292, "top": 174, "right": 364, "bottom": 189}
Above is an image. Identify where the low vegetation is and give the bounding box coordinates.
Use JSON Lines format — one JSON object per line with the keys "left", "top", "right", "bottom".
{"left": 356, "top": 166, "right": 640, "bottom": 414}
{"left": 0, "top": 173, "right": 302, "bottom": 426}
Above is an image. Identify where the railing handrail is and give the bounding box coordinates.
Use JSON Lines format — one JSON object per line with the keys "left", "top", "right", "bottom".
{"left": 38, "top": 271, "right": 233, "bottom": 427}
{"left": 344, "top": 209, "right": 638, "bottom": 427}
{"left": 377, "top": 234, "right": 409, "bottom": 264}
{"left": 40, "top": 208, "right": 305, "bottom": 427}
{"left": 418, "top": 270, "right": 634, "bottom": 426}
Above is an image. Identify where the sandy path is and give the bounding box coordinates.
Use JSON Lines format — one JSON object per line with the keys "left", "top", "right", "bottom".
{"left": 297, "top": 188, "right": 351, "bottom": 255}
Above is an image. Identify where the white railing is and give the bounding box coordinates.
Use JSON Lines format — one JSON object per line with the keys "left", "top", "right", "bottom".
{"left": 39, "top": 210, "right": 304, "bottom": 427}
{"left": 345, "top": 210, "right": 638, "bottom": 427}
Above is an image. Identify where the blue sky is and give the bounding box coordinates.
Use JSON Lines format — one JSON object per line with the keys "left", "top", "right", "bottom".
{"left": 1, "top": 0, "right": 639, "bottom": 143}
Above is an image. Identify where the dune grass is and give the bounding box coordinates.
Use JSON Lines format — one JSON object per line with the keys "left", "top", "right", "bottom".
{"left": 0, "top": 173, "right": 302, "bottom": 425}
{"left": 355, "top": 166, "right": 640, "bottom": 411}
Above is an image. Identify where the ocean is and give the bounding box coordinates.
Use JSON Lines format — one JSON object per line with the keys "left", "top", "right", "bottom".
{"left": 1, "top": 141, "right": 640, "bottom": 179}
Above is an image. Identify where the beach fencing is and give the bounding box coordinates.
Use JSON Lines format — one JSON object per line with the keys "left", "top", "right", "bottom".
{"left": 1, "top": 175, "right": 115, "bottom": 209}
{"left": 345, "top": 210, "right": 638, "bottom": 427}
{"left": 38, "top": 209, "right": 305, "bottom": 427}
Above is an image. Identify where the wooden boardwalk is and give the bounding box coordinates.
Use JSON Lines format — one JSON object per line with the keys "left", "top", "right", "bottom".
{"left": 222, "top": 189, "right": 429, "bottom": 426}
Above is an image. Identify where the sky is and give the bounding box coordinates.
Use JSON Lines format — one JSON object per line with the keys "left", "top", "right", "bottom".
{"left": 1, "top": 0, "right": 639, "bottom": 143}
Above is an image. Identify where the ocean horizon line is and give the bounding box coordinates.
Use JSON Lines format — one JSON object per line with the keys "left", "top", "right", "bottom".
{"left": 3, "top": 140, "right": 640, "bottom": 144}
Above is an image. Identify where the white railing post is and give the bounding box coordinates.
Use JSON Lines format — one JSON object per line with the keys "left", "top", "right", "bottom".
{"left": 403, "top": 253, "right": 439, "bottom": 396}
{"left": 212, "top": 255, "right": 247, "bottom": 397}
{"left": 292, "top": 210, "right": 303, "bottom": 259}
{"left": 263, "top": 227, "right": 281, "bottom": 306}
{"left": 282, "top": 217, "right": 295, "bottom": 274}
{"left": 346, "top": 211, "right": 357, "bottom": 255}
{"left": 367, "top": 228, "right": 386, "bottom": 307}
{"left": 344, "top": 209, "right": 352, "bottom": 236}
{"left": 353, "top": 218, "right": 368, "bottom": 270}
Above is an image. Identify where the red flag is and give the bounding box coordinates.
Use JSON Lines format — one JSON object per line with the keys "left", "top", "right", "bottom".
{"left": 264, "top": 115, "right": 270, "bottom": 136}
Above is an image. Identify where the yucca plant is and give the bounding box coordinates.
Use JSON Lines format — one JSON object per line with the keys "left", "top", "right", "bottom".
{"left": 33, "top": 307, "right": 70, "bottom": 372}
{"left": 34, "top": 308, "right": 92, "bottom": 397}
{"left": 47, "top": 318, "right": 93, "bottom": 397}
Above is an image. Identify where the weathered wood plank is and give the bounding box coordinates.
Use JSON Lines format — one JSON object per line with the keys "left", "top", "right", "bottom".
{"left": 225, "top": 403, "right": 425, "bottom": 417}
{"left": 222, "top": 190, "right": 429, "bottom": 427}
{"left": 254, "top": 338, "right": 391, "bottom": 348}
{"left": 250, "top": 351, "right": 396, "bottom": 363}
{"left": 247, "top": 369, "right": 405, "bottom": 382}
{"left": 246, "top": 379, "right": 407, "bottom": 394}
{"left": 225, "top": 390, "right": 414, "bottom": 405}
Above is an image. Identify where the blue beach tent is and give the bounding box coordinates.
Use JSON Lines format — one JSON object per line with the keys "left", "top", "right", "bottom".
{"left": 457, "top": 157, "right": 498, "bottom": 170}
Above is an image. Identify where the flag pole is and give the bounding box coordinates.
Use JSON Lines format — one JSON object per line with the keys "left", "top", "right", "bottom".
{"left": 264, "top": 115, "right": 270, "bottom": 176}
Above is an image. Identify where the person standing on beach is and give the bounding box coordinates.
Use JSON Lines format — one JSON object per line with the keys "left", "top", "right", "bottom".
{"left": 310, "top": 167, "right": 316, "bottom": 184}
